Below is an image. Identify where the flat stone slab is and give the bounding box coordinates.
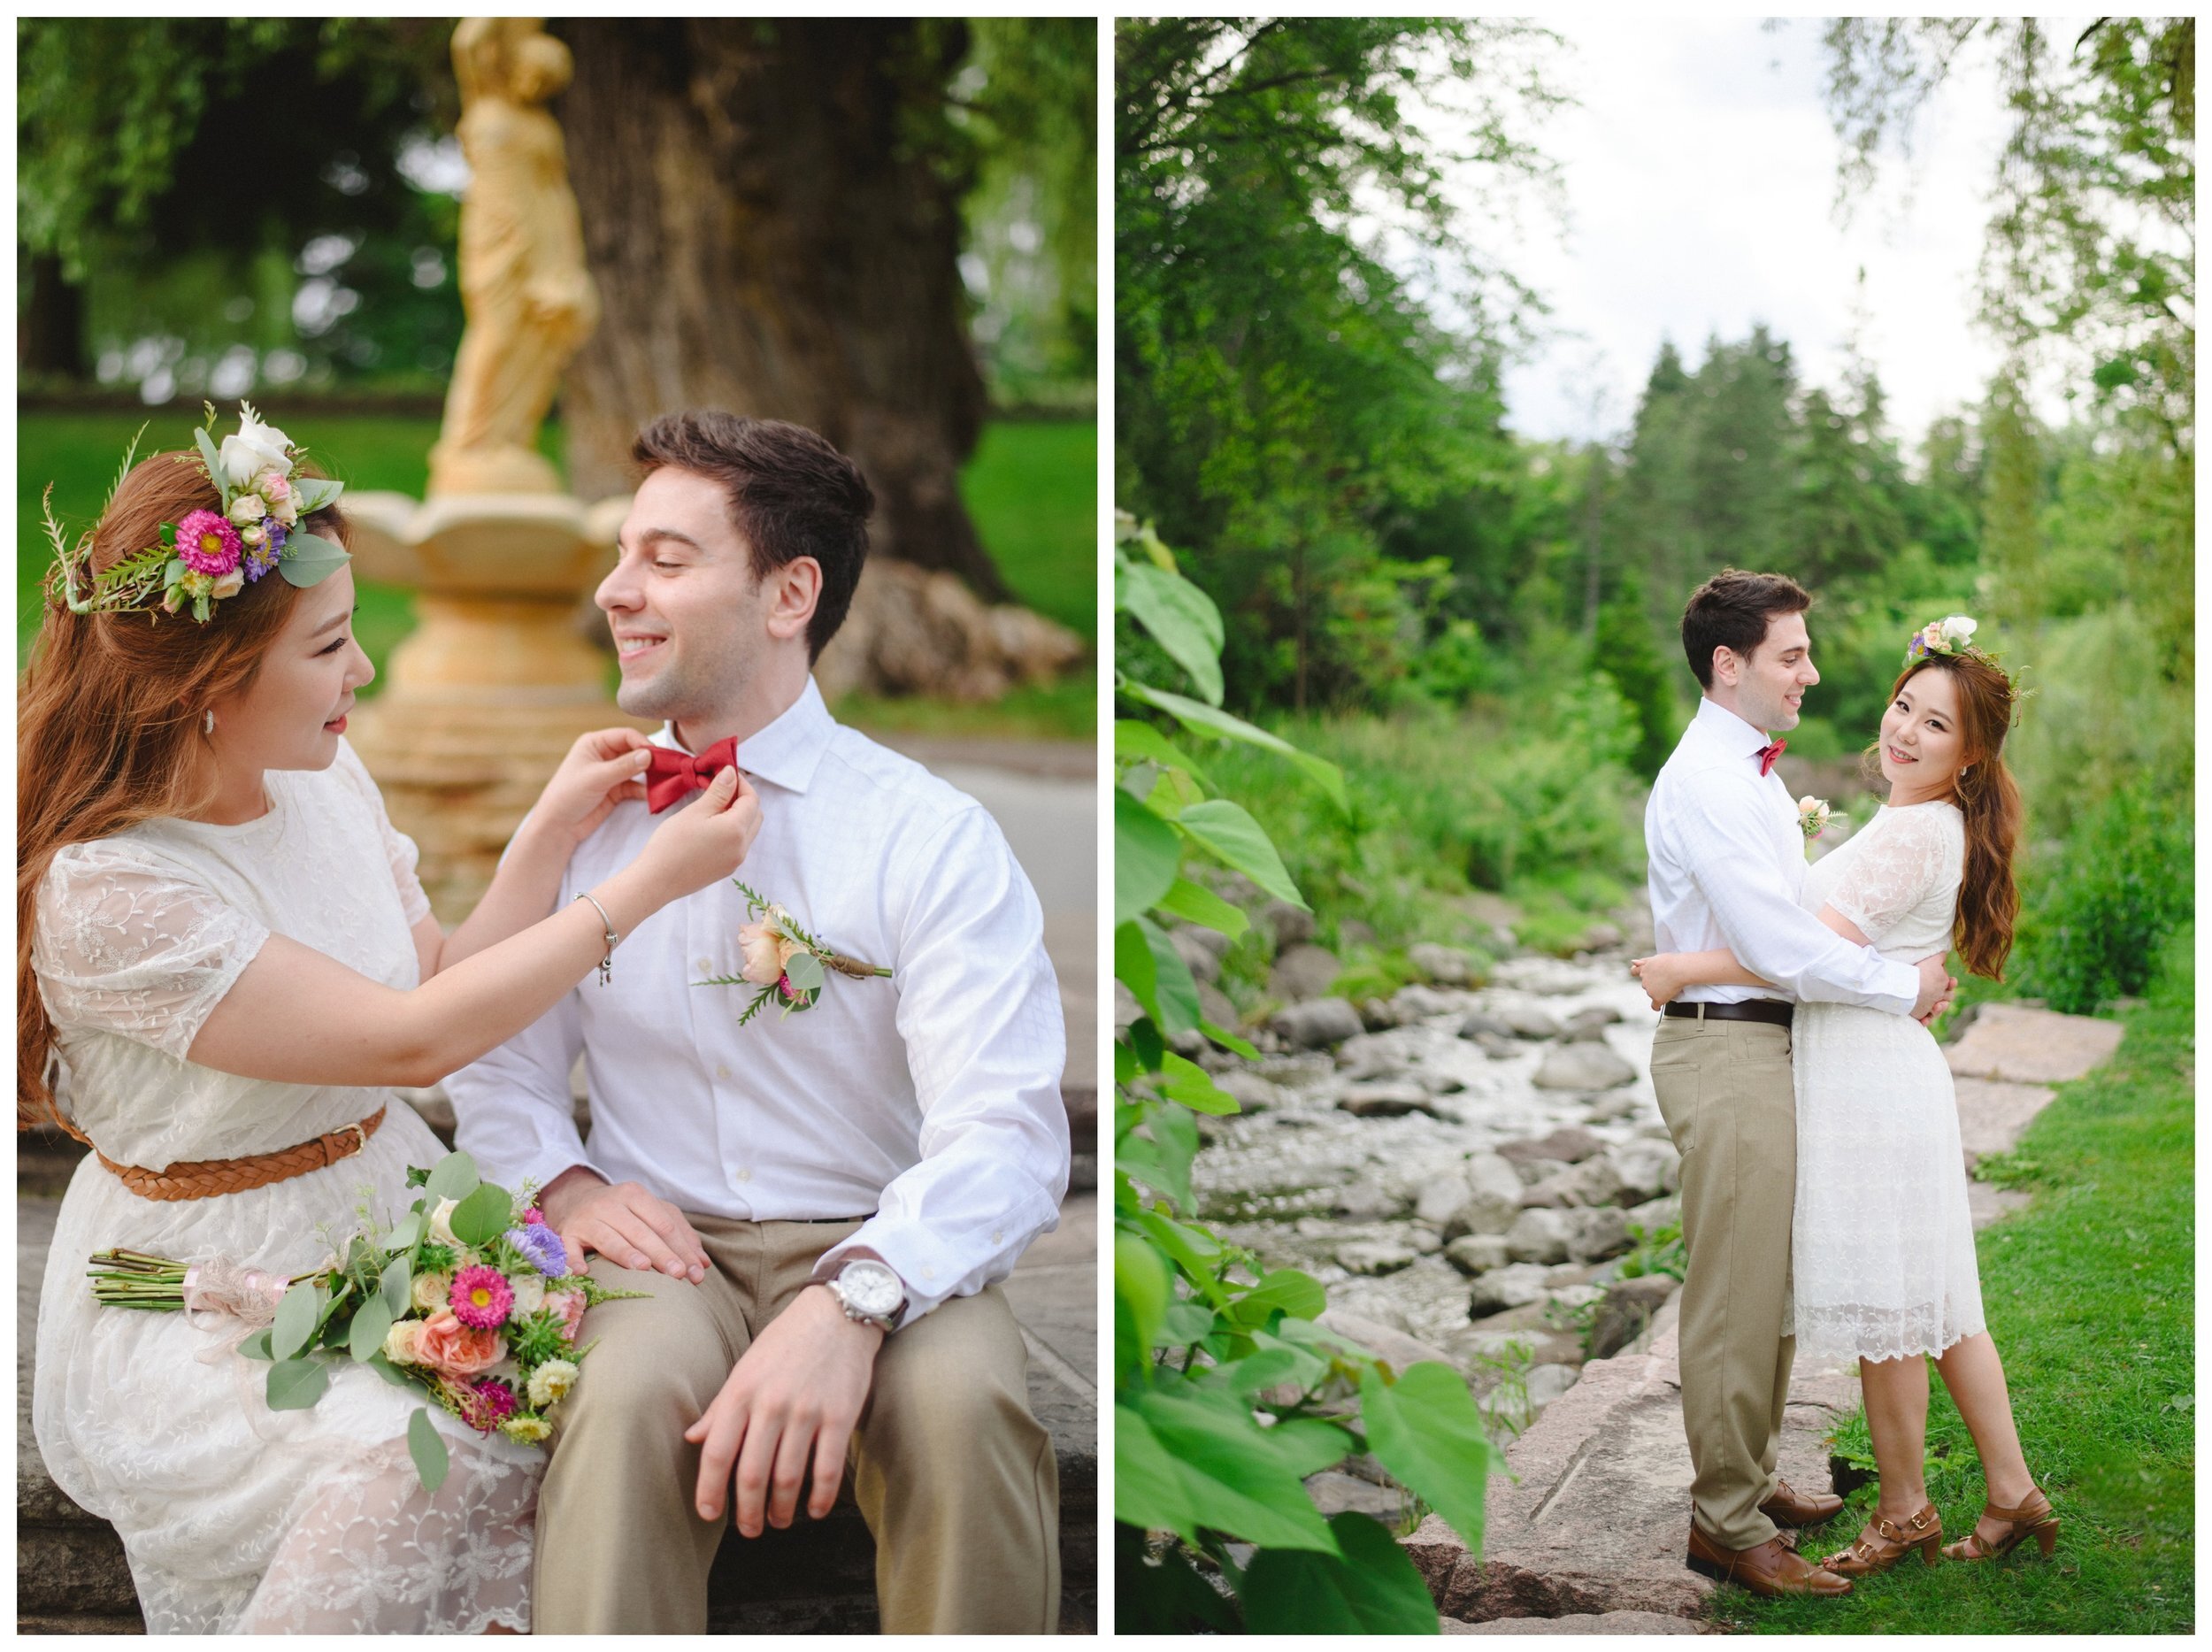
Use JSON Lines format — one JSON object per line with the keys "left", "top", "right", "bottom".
{"left": 1405, "top": 1302, "right": 1856, "bottom": 1625}
{"left": 1968, "top": 1181, "right": 2032, "bottom": 1230}
{"left": 1947, "top": 1003, "right": 2124, "bottom": 1085}
{"left": 1442, "top": 1610, "right": 1716, "bottom": 1633}
{"left": 1955, "top": 1077, "right": 2058, "bottom": 1168}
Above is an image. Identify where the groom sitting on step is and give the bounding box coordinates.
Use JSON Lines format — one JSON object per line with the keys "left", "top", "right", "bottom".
{"left": 449, "top": 411, "right": 1068, "bottom": 1634}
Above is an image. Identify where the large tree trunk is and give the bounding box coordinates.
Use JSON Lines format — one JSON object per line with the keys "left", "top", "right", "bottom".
{"left": 19, "top": 252, "right": 88, "bottom": 379}
{"left": 551, "top": 19, "right": 1007, "bottom": 599}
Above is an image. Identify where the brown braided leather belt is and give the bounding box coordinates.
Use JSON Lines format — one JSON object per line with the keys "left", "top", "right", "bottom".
{"left": 97, "top": 1105, "right": 388, "bottom": 1202}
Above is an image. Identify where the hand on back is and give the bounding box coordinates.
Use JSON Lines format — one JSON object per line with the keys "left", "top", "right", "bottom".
{"left": 1912, "top": 952, "right": 1958, "bottom": 1025}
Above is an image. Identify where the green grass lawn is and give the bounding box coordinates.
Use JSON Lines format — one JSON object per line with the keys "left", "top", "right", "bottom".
{"left": 19, "top": 411, "right": 1095, "bottom": 740}
{"left": 1720, "top": 932, "right": 2195, "bottom": 1634}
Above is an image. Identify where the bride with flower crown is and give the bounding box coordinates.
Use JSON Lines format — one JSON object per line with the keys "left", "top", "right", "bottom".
{"left": 1632, "top": 618, "right": 2060, "bottom": 1584}
{"left": 19, "top": 409, "right": 764, "bottom": 1633}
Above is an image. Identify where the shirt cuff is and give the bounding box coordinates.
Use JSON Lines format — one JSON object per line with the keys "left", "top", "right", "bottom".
{"left": 812, "top": 1217, "right": 964, "bottom": 1326}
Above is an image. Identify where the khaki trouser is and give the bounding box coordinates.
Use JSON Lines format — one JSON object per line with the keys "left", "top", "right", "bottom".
{"left": 533, "top": 1213, "right": 1060, "bottom": 1633}
{"left": 1649, "top": 1013, "right": 1796, "bottom": 1551}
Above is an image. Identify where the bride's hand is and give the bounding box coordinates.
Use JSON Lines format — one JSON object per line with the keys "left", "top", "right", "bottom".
{"left": 1630, "top": 955, "right": 1686, "bottom": 1011}
{"left": 631, "top": 766, "right": 763, "bottom": 903}
{"left": 526, "top": 727, "right": 656, "bottom": 849}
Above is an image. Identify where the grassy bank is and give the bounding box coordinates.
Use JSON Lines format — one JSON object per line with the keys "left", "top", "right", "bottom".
{"left": 1198, "top": 698, "right": 1646, "bottom": 1001}
{"left": 1724, "top": 933, "right": 2195, "bottom": 1634}
{"left": 19, "top": 411, "right": 1095, "bottom": 741}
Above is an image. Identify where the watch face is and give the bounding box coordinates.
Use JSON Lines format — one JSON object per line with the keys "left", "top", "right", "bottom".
{"left": 840, "top": 1261, "right": 902, "bottom": 1318}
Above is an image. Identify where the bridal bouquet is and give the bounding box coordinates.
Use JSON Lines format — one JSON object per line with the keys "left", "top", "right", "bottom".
{"left": 697, "top": 878, "right": 890, "bottom": 1025}
{"left": 87, "top": 1150, "right": 641, "bottom": 1491}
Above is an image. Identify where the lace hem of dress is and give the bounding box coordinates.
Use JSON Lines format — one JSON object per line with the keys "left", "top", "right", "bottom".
{"left": 1791, "top": 1302, "right": 1985, "bottom": 1365}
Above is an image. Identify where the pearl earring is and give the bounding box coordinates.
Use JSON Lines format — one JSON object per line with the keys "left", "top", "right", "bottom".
{"left": 203, "top": 710, "right": 216, "bottom": 736}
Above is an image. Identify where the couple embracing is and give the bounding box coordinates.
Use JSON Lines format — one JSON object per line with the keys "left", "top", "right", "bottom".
{"left": 1631, "top": 571, "right": 2057, "bottom": 1597}
{"left": 23, "top": 409, "right": 1068, "bottom": 1633}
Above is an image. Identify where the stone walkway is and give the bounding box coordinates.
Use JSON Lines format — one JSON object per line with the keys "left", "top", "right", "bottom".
{"left": 1406, "top": 1001, "right": 2129, "bottom": 1627}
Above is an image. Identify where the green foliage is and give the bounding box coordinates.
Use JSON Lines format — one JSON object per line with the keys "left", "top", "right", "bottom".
{"left": 2014, "top": 781, "right": 2193, "bottom": 1015}
{"left": 1115, "top": 514, "right": 1499, "bottom": 1633}
{"left": 1737, "top": 941, "right": 2193, "bottom": 1633}
{"left": 1615, "top": 1219, "right": 1686, "bottom": 1282}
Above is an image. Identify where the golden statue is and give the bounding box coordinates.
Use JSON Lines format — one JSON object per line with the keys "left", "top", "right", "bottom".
{"left": 427, "top": 18, "right": 600, "bottom": 496}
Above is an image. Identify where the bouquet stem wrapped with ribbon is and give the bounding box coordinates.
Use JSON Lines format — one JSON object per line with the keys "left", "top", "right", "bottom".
{"left": 88, "top": 1151, "right": 643, "bottom": 1490}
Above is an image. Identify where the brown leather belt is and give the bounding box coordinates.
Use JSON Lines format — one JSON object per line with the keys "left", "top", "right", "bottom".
{"left": 1663, "top": 1000, "right": 1794, "bottom": 1028}
{"left": 97, "top": 1105, "right": 388, "bottom": 1202}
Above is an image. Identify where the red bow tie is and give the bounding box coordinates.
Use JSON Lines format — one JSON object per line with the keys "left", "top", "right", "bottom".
{"left": 644, "top": 737, "right": 739, "bottom": 813}
{"left": 1755, "top": 739, "right": 1786, "bottom": 778}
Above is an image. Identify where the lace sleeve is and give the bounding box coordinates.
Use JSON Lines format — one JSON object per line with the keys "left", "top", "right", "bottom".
{"left": 1824, "top": 809, "right": 1952, "bottom": 946}
{"left": 33, "top": 842, "right": 271, "bottom": 1059}
{"left": 331, "top": 739, "right": 433, "bottom": 929}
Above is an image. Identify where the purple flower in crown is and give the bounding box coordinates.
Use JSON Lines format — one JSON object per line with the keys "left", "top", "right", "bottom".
{"left": 507, "top": 1222, "right": 570, "bottom": 1279}
{"left": 175, "top": 510, "right": 243, "bottom": 576}
{"left": 242, "top": 519, "right": 285, "bottom": 580}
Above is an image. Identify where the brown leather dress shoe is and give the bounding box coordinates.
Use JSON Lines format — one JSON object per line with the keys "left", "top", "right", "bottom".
{"left": 1760, "top": 1476, "right": 1845, "bottom": 1528}
{"left": 1686, "top": 1525, "right": 1853, "bottom": 1597}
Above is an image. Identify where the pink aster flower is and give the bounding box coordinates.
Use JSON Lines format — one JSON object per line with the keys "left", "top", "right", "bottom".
{"left": 175, "top": 510, "right": 243, "bottom": 576}
{"left": 449, "top": 1264, "right": 516, "bottom": 1329}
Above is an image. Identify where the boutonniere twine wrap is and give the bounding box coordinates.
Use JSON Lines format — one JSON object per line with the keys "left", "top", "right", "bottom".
{"left": 1799, "top": 795, "right": 1837, "bottom": 841}
{"left": 698, "top": 879, "right": 891, "bottom": 1025}
{"left": 44, "top": 401, "right": 349, "bottom": 624}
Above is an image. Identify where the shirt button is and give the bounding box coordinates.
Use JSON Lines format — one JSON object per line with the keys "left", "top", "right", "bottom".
{"left": 922, "top": 1266, "right": 936, "bottom": 1280}
{"left": 992, "top": 1229, "right": 1004, "bottom": 1244}
{"left": 696, "top": 957, "right": 714, "bottom": 973}
{"left": 735, "top": 1167, "right": 753, "bottom": 1184}
{"left": 715, "top": 1064, "right": 731, "bottom": 1080}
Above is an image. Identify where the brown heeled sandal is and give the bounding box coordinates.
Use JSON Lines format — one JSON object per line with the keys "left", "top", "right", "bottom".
{"left": 1941, "top": 1487, "right": 2058, "bottom": 1562}
{"left": 1821, "top": 1503, "right": 1942, "bottom": 1577}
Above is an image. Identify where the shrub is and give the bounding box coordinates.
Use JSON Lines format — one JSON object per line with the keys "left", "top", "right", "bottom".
{"left": 2014, "top": 780, "right": 2193, "bottom": 1013}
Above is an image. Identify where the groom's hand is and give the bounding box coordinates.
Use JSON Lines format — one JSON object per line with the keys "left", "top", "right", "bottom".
{"left": 686, "top": 1285, "right": 883, "bottom": 1536}
{"left": 1911, "top": 953, "right": 1958, "bottom": 1025}
{"left": 539, "top": 1165, "right": 710, "bottom": 1283}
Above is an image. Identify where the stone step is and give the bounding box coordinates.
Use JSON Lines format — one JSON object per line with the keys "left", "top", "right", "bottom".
{"left": 18, "top": 1189, "right": 1095, "bottom": 1633}
{"left": 1946, "top": 1002, "right": 2124, "bottom": 1085}
{"left": 1403, "top": 1300, "right": 1858, "bottom": 1624}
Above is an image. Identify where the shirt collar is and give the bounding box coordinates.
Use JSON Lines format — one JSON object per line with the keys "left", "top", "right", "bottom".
{"left": 652, "top": 676, "right": 833, "bottom": 795}
{"left": 1694, "top": 695, "right": 1777, "bottom": 762}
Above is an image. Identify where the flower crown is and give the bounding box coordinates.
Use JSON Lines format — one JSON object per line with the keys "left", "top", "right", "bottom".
{"left": 1904, "top": 613, "right": 2016, "bottom": 686}
{"left": 44, "top": 403, "right": 349, "bottom": 624}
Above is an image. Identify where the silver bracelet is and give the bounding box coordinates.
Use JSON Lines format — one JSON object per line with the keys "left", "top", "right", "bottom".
{"left": 572, "top": 892, "right": 618, "bottom": 986}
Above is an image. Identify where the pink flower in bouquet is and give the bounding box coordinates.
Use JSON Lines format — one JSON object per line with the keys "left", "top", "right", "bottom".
{"left": 545, "top": 1288, "right": 588, "bottom": 1343}
{"left": 469, "top": 1377, "right": 518, "bottom": 1432}
{"left": 415, "top": 1308, "right": 506, "bottom": 1378}
{"left": 450, "top": 1265, "right": 515, "bottom": 1329}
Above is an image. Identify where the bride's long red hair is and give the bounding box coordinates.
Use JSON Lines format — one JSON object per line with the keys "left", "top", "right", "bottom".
{"left": 1884, "top": 652, "right": 2023, "bottom": 981}
{"left": 17, "top": 451, "right": 347, "bottom": 1131}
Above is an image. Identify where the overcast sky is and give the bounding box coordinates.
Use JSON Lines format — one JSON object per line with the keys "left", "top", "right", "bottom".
{"left": 1486, "top": 16, "right": 2025, "bottom": 450}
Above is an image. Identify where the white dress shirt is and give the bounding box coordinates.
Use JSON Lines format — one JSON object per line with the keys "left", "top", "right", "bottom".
{"left": 447, "top": 678, "right": 1071, "bottom": 1324}
{"left": 1645, "top": 698, "right": 1917, "bottom": 1014}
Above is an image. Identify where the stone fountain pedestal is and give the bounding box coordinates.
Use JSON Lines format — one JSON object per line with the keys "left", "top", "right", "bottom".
{"left": 342, "top": 489, "right": 647, "bottom": 920}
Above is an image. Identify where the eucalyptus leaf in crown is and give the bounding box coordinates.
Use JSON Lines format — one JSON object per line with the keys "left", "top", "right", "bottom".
{"left": 46, "top": 402, "right": 349, "bottom": 625}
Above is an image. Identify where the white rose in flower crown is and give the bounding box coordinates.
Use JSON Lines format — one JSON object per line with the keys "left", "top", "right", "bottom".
{"left": 1939, "top": 615, "right": 1978, "bottom": 647}
{"left": 383, "top": 1320, "right": 425, "bottom": 1364}
{"left": 239, "top": 522, "right": 266, "bottom": 548}
{"left": 258, "top": 470, "right": 301, "bottom": 525}
{"left": 219, "top": 411, "right": 294, "bottom": 489}
{"left": 527, "top": 1357, "right": 580, "bottom": 1408}
{"left": 510, "top": 1272, "right": 547, "bottom": 1317}
{"left": 227, "top": 492, "right": 266, "bottom": 526}
{"left": 211, "top": 569, "right": 246, "bottom": 600}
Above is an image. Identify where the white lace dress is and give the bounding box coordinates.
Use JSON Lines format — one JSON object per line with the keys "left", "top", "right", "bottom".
{"left": 29, "top": 740, "right": 538, "bottom": 1634}
{"left": 1786, "top": 800, "right": 1986, "bottom": 1363}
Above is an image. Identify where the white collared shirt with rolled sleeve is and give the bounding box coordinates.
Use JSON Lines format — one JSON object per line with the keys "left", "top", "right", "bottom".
{"left": 1646, "top": 697, "right": 1918, "bottom": 1014}
{"left": 446, "top": 678, "right": 1071, "bottom": 1325}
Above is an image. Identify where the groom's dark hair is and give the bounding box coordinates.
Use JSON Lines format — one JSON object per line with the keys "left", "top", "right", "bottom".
{"left": 631, "top": 411, "right": 874, "bottom": 659}
{"left": 1680, "top": 569, "right": 1812, "bottom": 688}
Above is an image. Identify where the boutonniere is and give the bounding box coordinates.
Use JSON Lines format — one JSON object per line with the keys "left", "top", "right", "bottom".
{"left": 697, "top": 880, "right": 890, "bottom": 1025}
{"left": 1799, "top": 795, "right": 1838, "bottom": 841}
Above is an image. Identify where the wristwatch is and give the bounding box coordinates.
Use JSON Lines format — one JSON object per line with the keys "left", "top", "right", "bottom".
{"left": 823, "top": 1258, "right": 905, "bottom": 1333}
